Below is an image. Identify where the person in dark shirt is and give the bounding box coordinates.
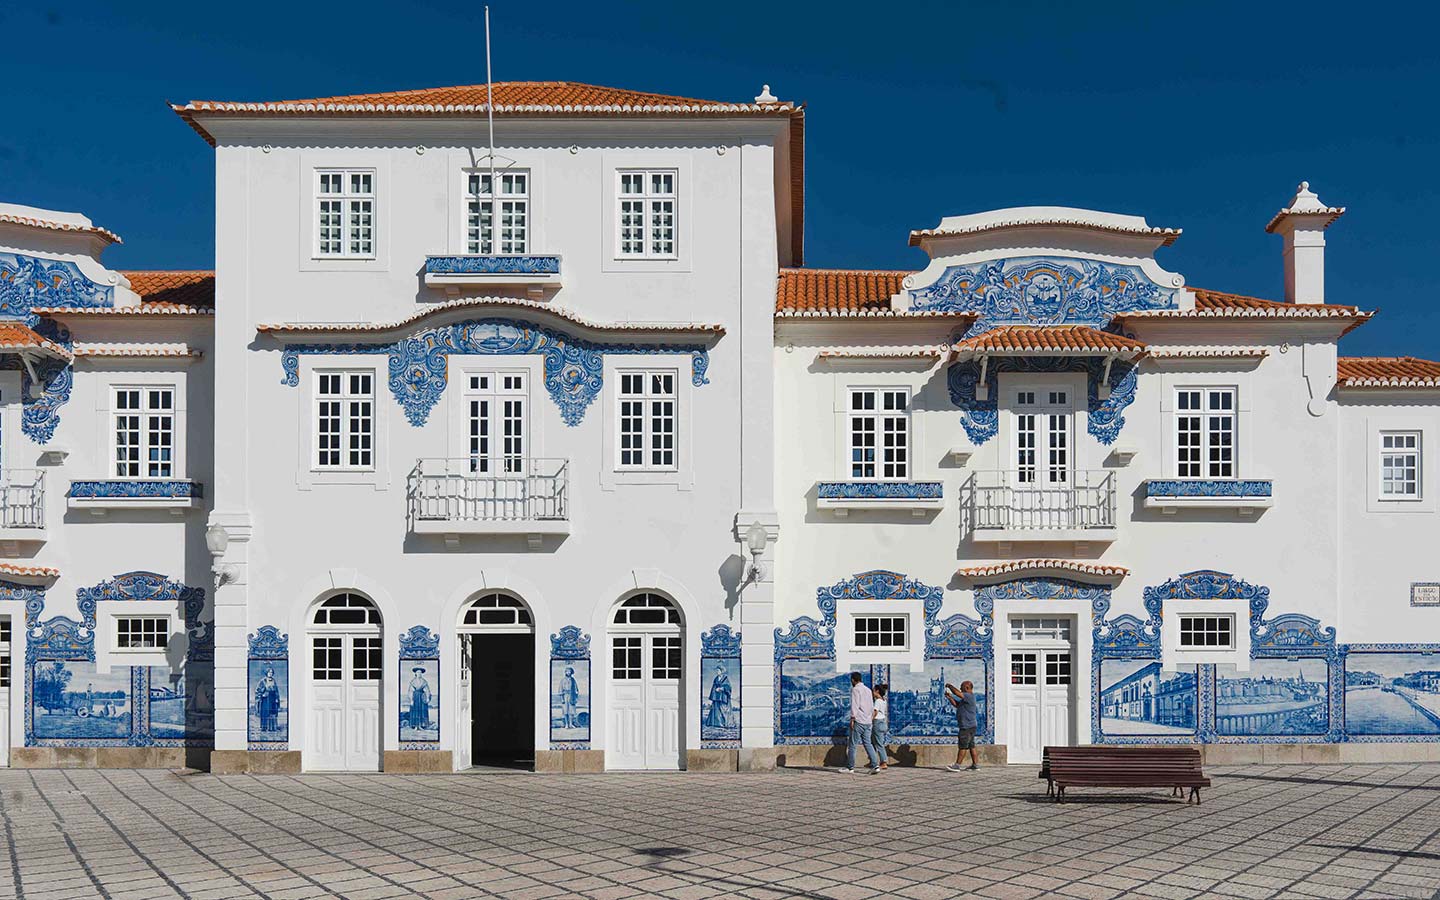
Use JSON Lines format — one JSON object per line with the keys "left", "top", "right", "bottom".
{"left": 944, "top": 681, "right": 980, "bottom": 771}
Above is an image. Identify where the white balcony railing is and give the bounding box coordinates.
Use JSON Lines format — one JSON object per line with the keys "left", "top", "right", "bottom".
{"left": 963, "top": 469, "right": 1116, "bottom": 537}
{"left": 0, "top": 469, "right": 45, "bottom": 531}
{"left": 409, "top": 458, "right": 569, "bottom": 533}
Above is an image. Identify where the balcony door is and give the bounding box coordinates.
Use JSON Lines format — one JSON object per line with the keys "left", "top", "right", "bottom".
{"left": 461, "top": 370, "right": 530, "bottom": 519}
{"left": 1009, "top": 387, "right": 1074, "bottom": 528}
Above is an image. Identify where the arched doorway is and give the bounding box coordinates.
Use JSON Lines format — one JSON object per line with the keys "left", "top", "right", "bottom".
{"left": 607, "top": 592, "right": 684, "bottom": 770}
{"left": 305, "top": 592, "right": 383, "bottom": 771}
{"left": 456, "top": 592, "right": 535, "bottom": 769}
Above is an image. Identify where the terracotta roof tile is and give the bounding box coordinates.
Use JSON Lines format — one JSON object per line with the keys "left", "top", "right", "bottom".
{"left": 1337, "top": 356, "right": 1440, "bottom": 388}
{"left": 951, "top": 325, "right": 1147, "bottom": 357}
{"left": 955, "top": 559, "right": 1129, "bottom": 580}
{"left": 0, "top": 562, "right": 60, "bottom": 581}
{"left": 776, "top": 268, "right": 907, "bottom": 314}
{"left": 121, "top": 271, "right": 216, "bottom": 308}
{"left": 0, "top": 323, "right": 73, "bottom": 361}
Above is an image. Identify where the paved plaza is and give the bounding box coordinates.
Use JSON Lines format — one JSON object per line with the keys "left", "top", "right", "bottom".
{"left": 0, "top": 764, "right": 1437, "bottom": 900}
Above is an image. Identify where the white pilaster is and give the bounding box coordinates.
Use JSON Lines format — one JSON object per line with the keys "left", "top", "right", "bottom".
{"left": 736, "top": 511, "right": 778, "bottom": 748}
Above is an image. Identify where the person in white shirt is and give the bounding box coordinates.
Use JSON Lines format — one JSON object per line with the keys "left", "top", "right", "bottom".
{"left": 844, "top": 672, "right": 882, "bottom": 774}
{"left": 870, "top": 683, "right": 890, "bottom": 770}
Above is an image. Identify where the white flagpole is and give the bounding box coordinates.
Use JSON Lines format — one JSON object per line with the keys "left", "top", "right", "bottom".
{"left": 485, "top": 6, "right": 497, "bottom": 247}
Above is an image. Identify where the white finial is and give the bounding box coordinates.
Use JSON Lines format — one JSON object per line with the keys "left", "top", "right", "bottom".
{"left": 755, "top": 84, "right": 778, "bottom": 104}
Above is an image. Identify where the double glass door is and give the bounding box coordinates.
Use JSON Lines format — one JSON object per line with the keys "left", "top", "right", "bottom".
{"left": 607, "top": 633, "right": 682, "bottom": 770}
{"left": 306, "top": 633, "right": 382, "bottom": 771}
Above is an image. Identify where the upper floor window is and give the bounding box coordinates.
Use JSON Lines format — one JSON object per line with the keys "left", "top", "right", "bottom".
{"left": 617, "top": 371, "right": 677, "bottom": 471}
{"left": 113, "top": 387, "right": 175, "bottom": 479}
{"left": 314, "top": 372, "right": 374, "bottom": 470}
{"left": 466, "top": 171, "right": 529, "bottom": 255}
{"left": 853, "top": 614, "right": 908, "bottom": 650}
{"left": 617, "top": 170, "right": 677, "bottom": 258}
{"left": 465, "top": 371, "right": 527, "bottom": 474}
{"left": 1178, "top": 614, "right": 1234, "bottom": 649}
{"left": 115, "top": 616, "right": 169, "bottom": 651}
{"left": 1379, "top": 431, "right": 1421, "bottom": 500}
{"left": 315, "top": 170, "right": 375, "bottom": 258}
{"left": 1176, "top": 387, "right": 1235, "bottom": 478}
{"left": 849, "top": 388, "right": 909, "bottom": 480}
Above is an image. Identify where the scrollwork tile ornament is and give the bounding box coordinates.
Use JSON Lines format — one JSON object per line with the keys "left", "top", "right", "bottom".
{"left": 0, "top": 252, "right": 114, "bottom": 323}
{"left": 700, "top": 624, "right": 742, "bottom": 657}
{"left": 247, "top": 626, "right": 289, "bottom": 659}
{"left": 550, "top": 625, "right": 591, "bottom": 659}
{"left": 816, "top": 482, "right": 943, "bottom": 500}
{"left": 948, "top": 356, "right": 1138, "bottom": 446}
{"left": 277, "top": 318, "right": 713, "bottom": 427}
{"left": 425, "top": 255, "right": 561, "bottom": 275}
{"left": 69, "top": 480, "right": 204, "bottom": 500}
{"left": 398, "top": 625, "right": 440, "bottom": 659}
{"left": 907, "top": 257, "right": 1178, "bottom": 331}
{"left": 1146, "top": 480, "right": 1273, "bottom": 498}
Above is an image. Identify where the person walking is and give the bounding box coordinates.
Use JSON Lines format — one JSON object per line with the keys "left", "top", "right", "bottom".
{"left": 870, "top": 684, "right": 890, "bottom": 770}
{"left": 843, "top": 672, "right": 882, "bottom": 774}
{"left": 945, "top": 680, "right": 981, "bottom": 771}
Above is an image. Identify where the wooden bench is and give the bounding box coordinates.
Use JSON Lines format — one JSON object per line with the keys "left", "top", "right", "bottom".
{"left": 1039, "top": 746, "right": 1210, "bottom": 804}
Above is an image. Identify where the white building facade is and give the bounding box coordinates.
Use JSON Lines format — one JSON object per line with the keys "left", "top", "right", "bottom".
{"left": 4, "top": 80, "right": 1438, "bottom": 772}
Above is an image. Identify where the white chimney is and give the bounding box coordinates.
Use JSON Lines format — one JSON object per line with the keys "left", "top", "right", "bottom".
{"left": 1265, "top": 181, "right": 1345, "bottom": 304}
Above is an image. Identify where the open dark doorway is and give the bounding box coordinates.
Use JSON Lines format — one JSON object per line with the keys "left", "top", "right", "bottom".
{"left": 470, "top": 632, "right": 534, "bottom": 768}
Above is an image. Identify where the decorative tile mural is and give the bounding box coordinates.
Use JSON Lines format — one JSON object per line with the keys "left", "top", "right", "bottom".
{"left": 247, "top": 626, "right": 289, "bottom": 750}
{"left": 699, "top": 625, "right": 740, "bottom": 747}
{"left": 549, "top": 626, "right": 590, "bottom": 749}
{"left": 277, "top": 319, "right": 713, "bottom": 427}
{"left": 25, "top": 572, "right": 213, "bottom": 748}
{"left": 1097, "top": 661, "right": 1198, "bottom": 737}
{"left": 776, "top": 570, "right": 995, "bottom": 746}
{"left": 906, "top": 257, "right": 1179, "bottom": 330}
{"left": 947, "top": 356, "right": 1138, "bottom": 446}
{"left": 398, "top": 626, "right": 440, "bottom": 747}
{"left": 1344, "top": 648, "right": 1440, "bottom": 738}
{"left": 1215, "top": 658, "right": 1330, "bottom": 737}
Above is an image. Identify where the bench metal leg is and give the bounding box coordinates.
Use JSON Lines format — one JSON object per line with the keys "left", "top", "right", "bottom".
{"left": 1190, "top": 787, "right": 1200, "bottom": 805}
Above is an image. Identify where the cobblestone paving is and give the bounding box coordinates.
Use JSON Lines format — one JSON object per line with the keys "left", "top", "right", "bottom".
{"left": 0, "top": 763, "right": 1438, "bottom": 899}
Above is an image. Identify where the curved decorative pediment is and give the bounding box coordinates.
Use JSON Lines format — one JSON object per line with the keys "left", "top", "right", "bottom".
{"left": 274, "top": 317, "right": 714, "bottom": 427}
{"left": 815, "top": 569, "right": 944, "bottom": 626}
{"left": 550, "top": 625, "right": 591, "bottom": 659}
{"left": 947, "top": 356, "right": 1138, "bottom": 445}
{"left": 700, "top": 624, "right": 741, "bottom": 656}
{"left": 248, "top": 625, "right": 289, "bottom": 658}
{"left": 973, "top": 577, "right": 1113, "bottom": 630}
{"left": 398, "top": 625, "right": 441, "bottom": 659}
{"left": 907, "top": 257, "right": 1178, "bottom": 331}
{"left": 773, "top": 615, "right": 834, "bottom": 659}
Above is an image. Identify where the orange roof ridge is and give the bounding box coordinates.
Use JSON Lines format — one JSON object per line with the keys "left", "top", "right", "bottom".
{"left": 1337, "top": 356, "right": 1440, "bottom": 388}
{"left": 955, "top": 559, "right": 1129, "bottom": 580}
{"left": 951, "top": 325, "right": 1148, "bottom": 357}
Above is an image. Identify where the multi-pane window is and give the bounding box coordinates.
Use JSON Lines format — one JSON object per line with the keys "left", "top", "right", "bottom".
{"left": 1011, "top": 652, "right": 1038, "bottom": 685}
{"left": 651, "top": 636, "right": 682, "bottom": 680}
{"left": 1009, "top": 618, "right": 1073, "bottom": 642}
{"left": 612, "top": 636, "right": 643, "bottom": 680}
{"left": 1014, "top": 390, "right": 1069, "bottom": 484}
{"left": 849, "top": 389, "right": 909, "bottom": 480}
{"left": 314, "top": 372, "right": 374, "bottom": 470}
{"left": 312, "top": 637, "right": 343, "bottom": 680}
{"left": 617, "top": 170, "right": 677, "bottom": 257}
{"left": 115, "top": 616, "right": 169, "bottom": 651}
{"left": 0, "top": 618, "right": 9, "bottom": 688}
{"left": 315, "top": 170, "right": 375, "bottom": 258}
{"left": 466, "top": 171, "right": 529, "bottom": 254}
{"left": 1045, "top": 652, "right": 1072, "bottom": 685}
{"left": 466, "top": 372, "right": 527, "bottom": 474}
{"left": 1176, "top": 388, "right": 1236, "bottom": 478}
{"left": 113, "top": 387, "right": 175, "bottom": 478}
{"left": 1179, "top": 615, "right": 1235, "bottom": 649}
{"left": 1379, "top": 431, "right": 1421, "bottom": 499}
{"left": 853, "top": 615, "right": 908, "bottom": 649}
{"left": 618, "top": 371, "right": 677, "bottom": 470}
{"left": 351, "top": 636, "right": 383, "bottom": 680}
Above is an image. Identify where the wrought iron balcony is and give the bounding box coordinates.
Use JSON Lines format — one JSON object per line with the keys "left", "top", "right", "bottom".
{"left": 962, "top": 469, "right": 1118, "bottom": 542}
{"left": 408, "top": 457, "right": 570, "bottom": 544}
{"left": 0, "top": 469, "right": 46, "bottom": 540}
{"left": 423, "top": 254, "right": 562, "bottom": 294}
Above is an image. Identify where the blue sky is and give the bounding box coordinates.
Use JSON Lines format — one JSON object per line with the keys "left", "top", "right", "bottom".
{"left": 2, "top": 0, "right": 1436, "bottom": 355}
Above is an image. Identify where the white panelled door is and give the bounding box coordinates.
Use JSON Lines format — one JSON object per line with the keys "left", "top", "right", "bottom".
{"left": 0, "top": 618, "right": 10, "bottom": 767}
{"left": 305, "top": 594, "right": 383, "bottom": 772}
{"left": 607, "top": 594, "right": 684, "bottom": 770}
{"left": 1006, "top": 617, "right": 1075, "bottom": 765}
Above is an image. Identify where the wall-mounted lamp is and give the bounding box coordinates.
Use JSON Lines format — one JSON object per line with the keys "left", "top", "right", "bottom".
{"left": 206, "top": 523, "right": 239, "bottom": 586}
{"left": 745, "top": 522, "right": 768, "bottom": 583}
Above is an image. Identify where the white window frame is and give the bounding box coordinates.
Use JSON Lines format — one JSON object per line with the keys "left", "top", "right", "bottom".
{"left": 113, "top": 616, "right": 172, "bottom": 653}
{"left": 1161, "top": 600, "right": 1250, "bottom": 669}
{"left": 835, "top": 600, "right": 924, "bottom": 671}
{"left": 313, "top": 169, "right": 376, "bottom": 259}
{"left": 851, "top": 614, "right": 909, "bottom": 651}
{"left": 1174, "top": 386, "right": 1238, "bottom": 479}
{"left": 615, "top": 169, "right": 678, "bottom": 260}
{"left": 1378, "top": 431, "right": 1422, "bottom": 501}
{"left": 1177, "top": 614, "right": 1236, "bottom": 650}
{"left": 615, "top": 369, "right": 679, "bottom": 473}
{"left": 312, "top": 370, "right": 376, "bottom": 472}
{"left": 465, "top": 169, "right": 530, "bottom": 255}
{"left": 111, "top": 385, "right": 177, "bottom": 479}
{"left": 847, "top": 387, "right": 910, "bottom": 481}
